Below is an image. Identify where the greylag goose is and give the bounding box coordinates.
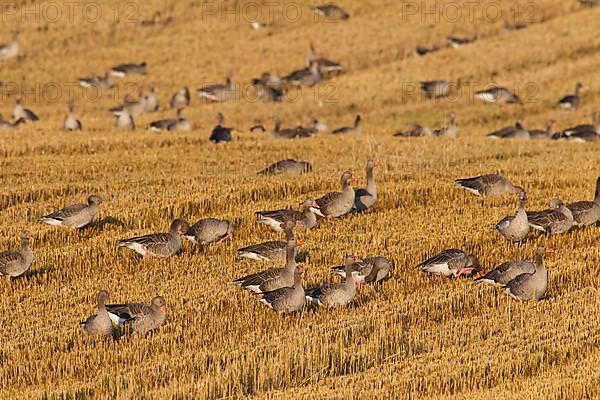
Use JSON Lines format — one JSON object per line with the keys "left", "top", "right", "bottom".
{"left": 144, "top": 87, "right": 159, "bottom": 113}
{"left": 417, "top": 249, "right": 480, "bottom": 277}
{"left": 252, "top": 78, "right": 284, "bottom": 102}
{"left": 312, "top": 170, "right": 356, "bottom": 218}
{"left": 455, "top": 174, "right": 524, "bottom": 196}
{"left": 414, "top": 44, "right": 440, "bottom": 56}
{"left": 255, "top": 199, "right": 318, "bottom": 232}
{"left": 567, "top": 177, "right": 600, "bottom": 227}
{"left": 476, "top": 244, "right": 549, "bottom": 286}
{"left": 306, "top": 255, "right": 363, "bottom": 307}
{"left": 529, "top": 120, "right": 556, "bottom": 140}
{"left": 331, "top": 256, "right": 391, "bottom": 284}
{"left": 257, "top": 159, "right": 312, "bottom": 176}
{"left": 234, "top": 236, "right": 300, "bottom": 293}
{"left": 114, "top": 109, "right": 135, "bottom": 131}
{"left": 170, "top": 87, "right": 191, "bottom": 109}
{"left": 209, "top": 112, "right": 234, "bottom": 143}
{"left": 81, "top": 290, "right": 114, "bottom": 337}
{"left": 579, "top": 0, "right": 600, "bottom": 5}
{"left": 109, "top": 62, "right": 147, "bottom": 77}
{"left": 502, "top": 21, "right": 528, "bottom": 31}
{"left": 503, "top": 243, "right": 551, "bottom": 301}
{"left": 311, "top": 4, "right": 349, "bottom": 19}
{"left": 119, "top": 219, "right": 189, "bottom": 258}
{"left": 271, "top": 117, "right": 315, "bottom": 139}
{"left": 393, "top": 123, "right": 433, "bottom": 138}
{"left": 78, "top": 71, "right": 113, "bottom": 89}
{"left": 332, "top": 115, "right": 361, "bottom": 134}
{"left": 420, "top": 80, "right": 450, "bottom": 99}
{"left": 447, "top": 29, "right": 480, "bottom": 48}
{"left": 106, "top": 296, "right": 167, "bottom": 333}
{"left": 526, "top": 199, "right": 574, "bottom": 234}
{"left": 236, "top": 220, "right": 299, "bottom": 262}
{"left": 12, "top": 97, "right": 39, "bottom": 122}
{"left": 197, "top": 75, "right": 235, "bottom": 102}
{"left": 433, "top": 112, "right": 458, "bottom": 137}
{"left": 487, "top": 120, "right": 529, "bottom": 139}
{"left": 184, "top": 218, "right": 234, "bottom": 244}
{"left": 0, "top": 231, "right": 34, "bottom": 280}
{"left": 557, "top": 83, "right": 583, "bottom": 110}
{"left": 0, "top": 29, "right": 19, "bottom": 60}
{"left": 561, "top": 109, "right": 600, "bottom": 142}
{"left": 148, "top": 107, "right": 190, "bottom": 132}
{"left": 250, "top": 124, "right": 267, "bottom": 133}
{"left": 308, "top": 43, "right": 343, "bottom": 77}
{"left": 284, "top": 61, "right": 323, "bottom": 87}
{"left": 353, "top": 159, "right": 381, "bottom": 212}
{"left": 259, "top": 265, "right": 305, "bottom": 314}
{"left": 0, "top": 114, "right": 25, "bottom": 130}
{"left": 496, "top": 190, "right": 529, "bottom": 242}
{"left": 38, "top": 195, "right": 102, "bottom": 228}
{"left": 63, "top": 102, "right": 82, "bottom": 131}
{"left": 475, "top": 87, "right": 522, "bottom": 104}
{"left": 110, "top": 88, "right": 147, "bottom": 117}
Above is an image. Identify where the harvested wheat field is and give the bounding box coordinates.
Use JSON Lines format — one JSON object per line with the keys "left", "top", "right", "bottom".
{"left": 0, "top": 0, "right": 599, "bottom": 398}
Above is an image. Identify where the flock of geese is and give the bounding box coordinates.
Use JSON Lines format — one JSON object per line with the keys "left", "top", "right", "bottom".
{"left": 1, "top": 2, "right": 599, "bottom": 338}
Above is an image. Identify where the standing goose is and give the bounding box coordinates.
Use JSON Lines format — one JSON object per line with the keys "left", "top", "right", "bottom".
{"left": 487, "top": 120, "right": 529, "bottom": 139}
{"left": 170, "top": 87, "right": 191, "bottom": 109}
{"left": 257, "top": 159, "right": 312, "bottom": 176}
{"left": 81, "top": 290, "right": 114, "bottom": 337}
{"left": 234, "top": 236, "right": 300, "bottom": 293}
{"left": 414, "top": 44, "right": 440, "bottom": 56}
{"left": 109, "top": 62, "right": 147, "bottom": 77}
{"left": 567, "top": 177, "right": 600, "bottom": 227}
{"left": 310, "top": 4, "right": 349, "bottom": 19}
{"left": 184, "top": 218, "right": 234, "bottom": 244}
{"left": 420, "top": 80, "right": 450, "bottom": 99}
{"left": 236, "top": 220, "right": 300, "bottom": 262}
{"left": 284, "top": 61, "right": 323, "bottom": 87}
{"left": 0, "top": 29, "right": 19, "bottom": 60}
{"left": 119, "top": 219, "right": 189, "bottom": 258}
{"left": 209, "top": 112, "right": 234, "bottom": 143}
{"left": 455, "top": 174, "right": 524, "bottom": 196}
{"left": 353, "top": 159, "right": 381, "bottom": 212}
{"left": 306, "top": 255, "right": 363, "bottom": 308}
{"left": 38, "top": 195, "right": 102, "bottom": 228}
{"left": 332, "top": 115, "right": 361, "bottom": 134}
{"left": 78, "top": 71, "right": 113, "bottom": 90}
{"left": 495, "top": 190, "right": 529, "bottom": 242}
{"left": 259, "top": 265, "right": 306, "bottom": 314}
{"left": 529, "top": 120, "right": 556, "bottom": 140}
{"left": 0, "top": 231, "right": 34, "bottom": 280}
{"left": 476, "top": 244, "right": 548, "bottom": 286}
{"left": 0, "top": 114, "right": 25, "bottom": 130}
{"left": 313, "top": 170, "right": 357, "bottom": 218}
{"left": 106, "top": 296, "right": 167, "bottom": 334}
{"left": 557, "top": 83, "right": 583, "bottom": 110}
{"left": 12, "top": 96, "right": 39, "bottom": 122}
{"left": 417, "top": 249, "right": 480, "bottom": 277}
{"left": 475, "top": 87, "right": 522, "bottom": 104}
{"left": 331, "top": 256, "right": 391, "bottom": 284}
{"left": 114, "top": 109, "right": 135, "bottom": 131}
{"left": 63, "top": 102, "right": 82, "bottom": 131}
{"left": 197, "top": 74, "right": 235, "bottom": 102}
{"left": 503, "top": 244, "right": 552, "bottom": 301}
{"left": 144, "top": 87, "right": 159, "bottom": 113}
{"left": 526, "top": 199, "right": 574, "bottom": 234}
{"left": 255, "top": 199, "right": 318, "bottom": 232}
{"left": 433, "top": 112, "right": 458, "bottom": 138}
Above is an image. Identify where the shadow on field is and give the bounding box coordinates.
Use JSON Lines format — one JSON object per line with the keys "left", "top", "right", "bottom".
{"left": 80, "top": 216, "right": 126, "bottom": 231}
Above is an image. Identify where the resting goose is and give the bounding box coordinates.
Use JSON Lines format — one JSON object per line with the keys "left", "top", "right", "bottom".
{"left": 119, "top": 219, "right": 189, "bottom": 258}
{"left": 38, "top": 195, "right": 102, "bottom": 228}
{"left": 332, "top": 115, "right": 361, "bottom": 134}
{"left": 234, "top": 236, "right": 300, "bottom": 293}
{"left": 106, "top": 296, "right": 167, "bottom": 333}
{"left": 562, "top": 110, "right": 600, "bottom": 142}
{"left": 447, "top": 29, "right": 480, "bottom": 48}
{"left": 109, "top": 62, "right": 147, "bottom": 77}
{"left": 0, "top": 114, "right": 25, "bottom": 131}
{"left": 236, "top": 220, "right": 299, "bottom": 262}
{"left": 78, "top": 71, "right": 113, "bottom": 90}
{"left": 144, "top": 87, "right": 159, "bottom": 113}
{"left": 184, "top": 218, "right": 234, "bottom": 244}
{"left": 420, "top": 80, "right": 450, "bottom": 99}
{"left": 496, "top": 190, "right": 529, "bottom": 242}
{"left": 331, "top": 256, "right": 391, "bottom": 284}
{"left": 455, "top": 174, "right": 524, "bottom": 196}
{"left": 0, "top": 231, "right": 34, "bottom": 280}
{"left": 209, "top": 112, "right": 234, "bottom": 143}
{"left": 393, "top": 123, "right": 433, "bottom": 138}
{"left": 567, "top": 177, "right": 600, "bottom": 227}
{"left": 271, "top": 117, "right": 315, "bottom": 139}
{"left": 170, "top": 87, "right": 191, "bottom": 109}
{"left": 529, "top": 120, "right": 556, "bottom": 140}
{"left": 0, "top": 29, "right": 19, "bottom": 60}
{"left": 311, "top": 4, "right": 349, "bottom": 19}
{"left": 476, "top": 244, "right": 547, "bottom": 286}
{"left": 487, "top": 120, "right": 529, "bottom": 139}
{"left": 114, "top": 109, "right": 135, "bottom": 131}
{"left": 197, "top": 74, "right": 235, "bottom": 102}
{"left": 63, "top": 102, "right": 82, "bottom": 131}
{"left": 308, "top": 43, "right": 343, "bottom": 77}
{"left": 110, "top": 88, "right": 147, "bottom": 117}
{"left": 557, "top": 83, "right": 583, "bottom": 110}
{"left": 475, "top": 87, "right": 522, "bottom": 104}
{"left": 503, "top": 243, "right": 551, "bottom": 301}
{"left": 313, "top": 170, "right": 356, "bottom": 218}
{"left": 12, "top": 97, "right": 39, "bottom": 122}
{"left": 81, "top": 290, "right": 114, "bottom": 337}
{"left": 257, "top": 159, "right": 312, "bottom": 176}
{"left": 526, "top": 199, "right": 574, "bottom": 234}
{"left": 256, "top": 200, "right": 318, "bottom": 232}
{"left": 433, "top": 112, "right": 458, "bottom": 137}
{"left": 306, "top": 256, "right": 363, "bottom": 307}
{"left": 148, "top": 107, "right": 189, "bottom": 132}
{"left": 417, "top": 249, "right": 480, "bottom": 277}
{"left": 259, "top": 265, "right": 305, "bottom": 314}
{"left": 353, "top": 159, "right": 381, "bottom": 212}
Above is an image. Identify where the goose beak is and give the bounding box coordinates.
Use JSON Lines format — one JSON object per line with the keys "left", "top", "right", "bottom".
{"left": 296, "top": 239, "right": 305, "bottom": 246}
{"left": 311, "top": 200, "right": 320, "bottom": 208}
{"left": 351, "top": 173, "right": 358, "bottom": 180}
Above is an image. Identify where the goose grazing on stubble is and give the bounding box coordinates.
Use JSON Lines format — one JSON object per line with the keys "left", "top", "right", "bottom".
{"left": 184, "top": 218, "right": 234, "bottom": 244}
{"left": 332, "top": 115, "right": 361, "bottom": 134}
{"left": 476, "top": 244, "right": 548, "bottom": 286}
{"left": 109, "top": 62, "right": 147, "bottom": 78}
{"left": 63, "top": 102, "right": 82, "bottom": 131}
{"left": 567, "top": 177, "right": 600, "bottom": 227}
{"left": 38, "top": 195, "right": 102, "bottom": 228}
{"left": 236, "top": 220, "right": 301, "bottom": 262}
{"left": 257, "top": 159, "right": 312, "bottom": 176}
{"left": 526, "top": 199, "right": 574, "bottom": 234}
{"left": 306, "top": 255, "right": 363, "bottom": 308}
{"left": 417, "top": 249, "right": 480, "bottom": 277}
{"left": 495, "top": 189, "right": 530, "bottom": 242}
{"left": 12, "top": 96, "right": 39, "bottom": 122}
{"left": 119, "top": 219, "right": 189, "bottom": 259}
{"left": 209, "top": 112, "right": 234, "bottom": 143}
{"left": 170, "top": 87, "right": 191, "bottom": 109}
{"left": 106, "top": 296, "right": 167, "bottom": 334}
{"left": 308, "top": 42, "right": 343, "bottom": 77}
{"left": 255, "top": 199, "right": 318, "bottom": 232}
{"left": 503, "top": 243, "right": 552, "bottom": 301}
{"left": 234, "top": 236, "right": 301, "bottom": 293}
{"left": 312, "top": 170, "right": 357, "bottom": 218}
{"left": 353, "top": 159, "right": 381, "bottom": 212}
{"left": 0, "top": 29, "right": 19, "bottom": 61}
{"left": 455, "top": 174, "right": 524, "bottom": 196}
{"left": 258, "top": 265, "right": 306, "bottom": 314}
{"left": 331, "top": 256, "right": 391, "bottom": 284}
{"left": 557, "top": 83, "right": 583, "bottom": 110}
{"left": 475, "top": 86, "right": 522, "bottom": 104}
{"left": 81, "top": 290, "right": 114, "bottom": 337}
{"left": 0, "top": 230, "right": 34, "bottom": 281}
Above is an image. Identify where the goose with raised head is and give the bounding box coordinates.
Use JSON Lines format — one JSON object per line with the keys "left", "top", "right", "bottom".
{"left": 12, "top": 96, "right": 39, "bottom": 122}
{"left": 209, "top": 112, "right": 234, "bottom": 143}
{"left": 353, "top": 159, "right": 381, "bottom": 212}
{"left": 562, "top": 109, "right": 600, "bottom": 142}
{"left": 258, "top": 265, "right": 305, "bottom": 314}
{"left": 332, "top": 115, "right": 361, "bottom": 135}
{"left": 495, "top": 189, "right": 529, "bottom": 242}
{"left": 306, "top": 256, "right": 363, "bottom": 308}
{"left": 144, "top": 87, "right": 159, "bottom": 113}
{"left": 110, "top": 87, "right": 147, "bottom": 117}
{"left": 284, "top": 61, "right": 323, "bottom": 87}
{"left": 81, "top": 290, "right": 114, "bottom": 337}
{"left": 529, "top": 120, "right": 556, "bottom": 140}
{"left": 455, "top": 174, "right": 524, "bottom": 196}
{"left": 557, "top": 83, "right": 583, "bottom": 110}
{"left": 476, "top": 244, "right": 548, "bottom": 286}
{"left": 433, "top": 112, "right": 458, "bottom": 137}
{"left": 0, "top": 231, "right": 34, "bottom": 280}
{"left": 170, "top": 87, "right": 191, "bottom": 109}
{"left": 313, "top": 170, "right": 357, "bottom": 218}
{"left": 38, "top": 195, "right": 102, "bottom": 228}
{"left": 526, "top": 199, "right": 574, "bottom": 234}
{"left": 63, "top": 102, "right": 82, "bottom": 131}
{"left": 567, "top": 177, "right": 600, "bottom": 227}
{"left": 114, "top": 109, "right": 135, "bottom": 131}
{"left": 118, "top": 219, "right": 189, "bottom": 258}
{"left": 503, "top": 243, "right": 552, "bottom": 301}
